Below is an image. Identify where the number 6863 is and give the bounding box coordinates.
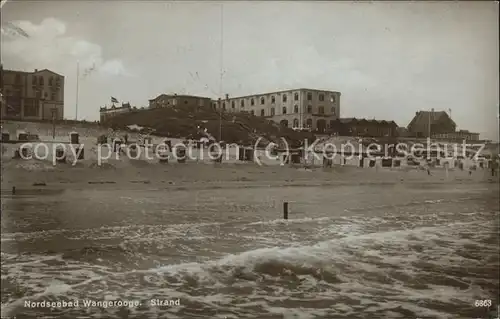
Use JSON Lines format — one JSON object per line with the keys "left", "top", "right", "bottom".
{"left": 474, "top": 299, "right": 492, "bottom": 307}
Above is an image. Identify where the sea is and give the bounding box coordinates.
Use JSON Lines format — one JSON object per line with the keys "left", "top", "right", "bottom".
{"left": 1, "top": 182, "right": 499, "bottom": 319}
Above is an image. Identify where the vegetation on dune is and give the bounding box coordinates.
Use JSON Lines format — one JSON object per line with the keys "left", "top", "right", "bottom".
{"left": 104, "top": 105, "right": 313, "bottom": 146}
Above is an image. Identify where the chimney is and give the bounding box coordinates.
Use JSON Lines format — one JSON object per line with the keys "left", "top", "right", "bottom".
{"left": 225, "top": 94, "right": 229, "bottom": 100}
{"left": 34, "top": 69, "right": 38, "bottom": 72}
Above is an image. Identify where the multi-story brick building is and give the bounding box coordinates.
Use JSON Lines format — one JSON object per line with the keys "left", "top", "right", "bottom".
{"left": 148, "top": 94, "right": 212, "bottom": 109}
{"left": 330, "top": 118, "right": 399, "bottom": 137}
{"left": 0, "top": 67, "right": 65, "bottom": 120}
{"left": 216, "top": 89, "right": 341, "bottom": 132}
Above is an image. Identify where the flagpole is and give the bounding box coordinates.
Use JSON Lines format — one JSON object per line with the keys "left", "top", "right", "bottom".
{"left": 428, "top": 109, "right": 432, "bottom": 138}
{"left": 75, "top": 61, "right": 80, "bottom": 121}
{"left": 218, "top": 3, "right": 224, "bottom": 142}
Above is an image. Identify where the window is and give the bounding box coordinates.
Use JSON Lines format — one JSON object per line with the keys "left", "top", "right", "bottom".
{"left": 294, "top": 93, "right": 299, "bottom": 101}
{"left": 251, "top": 98, "right": 254, "bottom": 106}
{"left": 306, "top": 119, "right": 313, "bottom": 128}
{"left": 51, "top": 93, "right": 56, "bottom": 100}
{"left": 232, "top": 101, "right": 235, "bottom": 108}
{"left": 319, "top": 94, "right": 324, "bottom": 101}
{"left": 240, "top": 100, "right": 244, "bottom": 107}
{"left": 39, "top": 77, "right": 44, "bottom": 86}
{"left": 222, "top": 102, "right": 226, "bottom": 110}
{"left": 250, "top": 110, "right": 254, "bottom": 116}
{"left": 293, "top": 118, "right": 299, "bottom": 128}
{"left": 5, "top": 97, "right": 21, "bottom": 115}
{"left": 260, "top": 97, "right": 265, "bottom": 105}
{"left": 271, "top": 107, "right": 275, "bottom": 116}
{"left": 260, "top": 109, "right": 265, "bottom": 116}
{"left": 51, "top": 108, "right": 58, "bottom": 120}
{"left": 49, "top": 77, "right": 53, "bottom": 86}
{"left": 331, "top": 107, "right": 335, "bottom": 114}
{"left": 294, "top": 105, "right": 299, "bottom": 113}
{"left": 283, "top": 95, "right": 287, "bottom": 102}
{"left": 331, "top": 95, "right": 336, "bottom": 103}
{"left": 32, "top": 76, "right": 37, "bottom": 85}
{"left": 35, "top": 90, "right": 41, "bottom": 98}
{"left": 317, "top": 119, "right": 326, "bottom": 132}
{"left": 319, "top": 106, "right": 324, "bottom": 114}
{"left": 307, "top": 105, "right": 312, "bottom": 113}
{"left": 307, "top": 92, "right": 312, "bottom": 101}
{"left": 184, "top": 100, "right": 188, "bottom": 104}
{"left": 282, "top": 107, "right": 287, "bottom": 114}
{"left": 15, "top": 74, "right": 21, "bottom": 84}
{"left": 271, "top": 96, "right": 275, "bottom": 104}
{"left": 23, "top": 99, "right": 38, "bottom": 117}
{"left": 44, "top": 92, "right": 48, "bottom": 99}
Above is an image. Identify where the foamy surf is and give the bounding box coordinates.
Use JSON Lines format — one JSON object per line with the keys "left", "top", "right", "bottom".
{"left": 1, "top": 184, "right": 498, "bottom": 318}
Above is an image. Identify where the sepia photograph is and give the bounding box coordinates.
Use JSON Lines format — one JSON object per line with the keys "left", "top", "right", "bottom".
{"left": 1, "top": 1, "right": 499, "bottom": 318}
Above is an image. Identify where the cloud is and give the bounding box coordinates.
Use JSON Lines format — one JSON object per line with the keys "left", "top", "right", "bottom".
{"left": 1, "top": 18, "right": 130, "bottom": 78}
{"left": 99, "top": 59, "right": 132, "bottom": 77}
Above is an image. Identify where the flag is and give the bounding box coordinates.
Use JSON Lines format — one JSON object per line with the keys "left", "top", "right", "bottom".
{"left": 111, "top": 97, "right": 119, "bottom": 103}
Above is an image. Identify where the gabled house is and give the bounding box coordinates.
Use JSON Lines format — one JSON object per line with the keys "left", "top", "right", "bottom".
{"left": 407, "top": 110, "right": 456, "bottom": 138}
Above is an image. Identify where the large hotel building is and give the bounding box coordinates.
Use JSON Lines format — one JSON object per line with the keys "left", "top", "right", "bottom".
{"left": 216, "top": 88, "right": 340, "bottom": 132}
{"left": 100, "top": 88, "right": 341, "bottom": 132}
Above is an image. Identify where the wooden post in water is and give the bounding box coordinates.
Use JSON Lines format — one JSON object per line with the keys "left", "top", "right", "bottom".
{"left": 12, "top": 186, "right": 16, "bottom": 195}
{"left": 283, "top": 201, "right": 289, "bottom": 220}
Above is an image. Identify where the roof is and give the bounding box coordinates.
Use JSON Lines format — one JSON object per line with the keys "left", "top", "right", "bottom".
{"left": 33, "top": 69, "right": 64, "bottom": 77}
{"left": 100, "top": 104, "right": 132, "bottom": 112}
{"left": 220, "top": 88, "right": 341, "bottom": 100}
{"left": 3, "top": 69, "right": 32, "bottom": 75}
{"left": 408, "top": 111, "right": 455, "bottom": 129}
{"left": 3, "top": 68, "right": 64, "bottom": 77}
{"left": 338, "top": 118, "right": 398, "bottom": 126}
{"left": 149, "top": 94, "right": 212, "bottom": 101}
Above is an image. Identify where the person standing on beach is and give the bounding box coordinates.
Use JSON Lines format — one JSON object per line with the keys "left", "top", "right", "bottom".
{"left": 491, "top": 157, "right": 498, "bottom": 177}
{"left": 426, "top": 160, "right": 432, "bottom": 176}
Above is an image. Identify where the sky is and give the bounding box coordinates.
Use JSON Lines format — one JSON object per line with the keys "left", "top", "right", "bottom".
{"left": 1, "top": 1, "right": 498, "bottom": 140}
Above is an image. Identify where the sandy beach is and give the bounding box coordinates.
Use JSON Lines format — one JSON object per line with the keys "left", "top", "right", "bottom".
{"left": 2, "top": 153, "right": 498, "bottom": 189}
